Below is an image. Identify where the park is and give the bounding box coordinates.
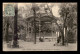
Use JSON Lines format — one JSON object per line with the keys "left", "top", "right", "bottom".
{"left": 3, "top": 3, "right": 77, "bottom": 51}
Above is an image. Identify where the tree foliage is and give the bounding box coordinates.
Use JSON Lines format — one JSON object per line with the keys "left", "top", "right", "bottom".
{"left": 59, "top": 3, "right": 77, "bottom": 43}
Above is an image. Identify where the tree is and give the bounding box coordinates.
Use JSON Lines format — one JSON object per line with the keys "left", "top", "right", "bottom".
{"left": 12, "top": 4, "right": 19, "bottom": 48}
{"left": 59, "top": 3, "right": 77, "bottom": 43}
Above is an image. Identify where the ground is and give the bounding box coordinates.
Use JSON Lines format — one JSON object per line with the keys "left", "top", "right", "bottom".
{"left": 3, "top": 40, "right": 77, "bottom": 51}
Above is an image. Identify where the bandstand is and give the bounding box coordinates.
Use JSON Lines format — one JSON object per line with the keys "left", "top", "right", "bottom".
{"left": 25, "top": 15, "right": 60, "bottom": 42}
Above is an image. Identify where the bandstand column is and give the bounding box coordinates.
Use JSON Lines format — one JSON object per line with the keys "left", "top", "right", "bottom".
{"left": 51, "top": 22, "right": 53, "bottom": 41}
{"left": 56, "top": 31, "right": 59, "bottom": 43}
{"left": 26, "top": 22, "right": 28, "bottom": 38}
{"left": 28, "top": 22, "right": 30, "bottom": 39}
{"left": 58, "top": 32, "right": 59, "bottom": 37}
{"left": 39, "top": 21, "right": 41, "bottom": 38}
{"left": 56, "top": 32, "right": 58, "bottom": 38}
{"left": 27, "top": 22, "right": 29, "bottom": 40}
{"left": 56, "top": 31, "right": 58, "bottom": 43}
{"left": 64, "top": 28, "right": 66, "bottom": 37}
{"left": 31, "top": 23, "right": 33, "bottom": 41}
{"left": 25, "top": 22, "right": 27, "bottom": 39}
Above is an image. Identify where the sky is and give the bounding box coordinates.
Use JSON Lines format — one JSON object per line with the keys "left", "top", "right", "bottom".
{"left": 18, "top": 3, "right": 61, "bottom": 17}
{"left": 52, "top": 5, "right": 60, "bottom": 17}
{"left": 3, "top": 3, "right": 61, "bottom": 17}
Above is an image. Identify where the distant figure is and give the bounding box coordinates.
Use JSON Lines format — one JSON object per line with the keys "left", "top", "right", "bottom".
{"left": 53, "top": 36, "right": 61, "bottom": 46}
{"left": 57, "top": 36, "right": 61, "bottom": 43}
{"left": 53, "top": 31, "right": 54, "bottom": 33}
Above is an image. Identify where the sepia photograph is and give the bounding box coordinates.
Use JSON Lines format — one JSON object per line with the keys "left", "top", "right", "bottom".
{"left": 2, "top": 2, "right": 77, "bottom": 51}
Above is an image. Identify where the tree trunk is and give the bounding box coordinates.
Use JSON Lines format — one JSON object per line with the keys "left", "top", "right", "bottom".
{"left": 6, "top": 20, "right": 9, "bottom": 43}
{"left": 12, "top": 4, "right": 19, "bottom": 48}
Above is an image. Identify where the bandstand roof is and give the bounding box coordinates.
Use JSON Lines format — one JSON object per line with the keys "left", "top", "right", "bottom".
{"left": 26, "top": 15, "right": 60, "bottom": 22}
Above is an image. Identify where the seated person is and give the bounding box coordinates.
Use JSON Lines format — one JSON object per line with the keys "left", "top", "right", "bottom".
{"left": 39, "top": 37, "right": 44, "bottom": 42}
